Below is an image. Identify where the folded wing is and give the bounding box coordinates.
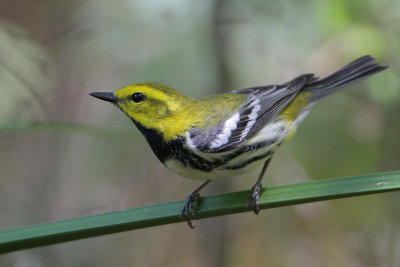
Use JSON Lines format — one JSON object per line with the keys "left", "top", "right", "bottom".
{"left": 189, "top": 74, "right": 316, "bottom": 153}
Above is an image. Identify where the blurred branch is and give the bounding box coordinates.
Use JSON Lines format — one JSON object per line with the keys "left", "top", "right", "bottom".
{"left": 0, "top": 121, "right": 135, "bottom": 138}
{"left": 1, "top": 171, "right": 399, "bottom": 254}
{"left": 213, "top": 0, "right": 232, "bottom": 92}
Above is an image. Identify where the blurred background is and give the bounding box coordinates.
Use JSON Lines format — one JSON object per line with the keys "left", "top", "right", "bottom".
{"left": 1, "top": 0, "right": 399, "bottom": 266}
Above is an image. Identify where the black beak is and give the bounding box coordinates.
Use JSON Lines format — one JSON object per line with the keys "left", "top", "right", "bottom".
{"left": 89, "top": 92, "right": 118, "bottom": 103}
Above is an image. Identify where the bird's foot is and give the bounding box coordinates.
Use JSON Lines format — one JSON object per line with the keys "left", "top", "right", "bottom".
{"left": 245, "top": 182, "right": 263, "bottom": 214}
{"left": 180, "top": 192, "right": 200, "bottom": 228}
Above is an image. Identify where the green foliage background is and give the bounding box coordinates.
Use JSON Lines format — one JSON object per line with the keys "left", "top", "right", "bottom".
{"left": 1, "top": 0, "right": 399, "bottom": 266}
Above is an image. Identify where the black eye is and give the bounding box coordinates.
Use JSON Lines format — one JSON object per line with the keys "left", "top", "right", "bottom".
{"left": 131, "top": 92, "right": 145, "bottom": 103}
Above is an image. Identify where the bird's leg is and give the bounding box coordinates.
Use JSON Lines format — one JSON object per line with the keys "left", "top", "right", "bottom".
{"left": 245, "top": 158, "right": 271, "bottom": 214}
{"left": 180, "top": 180, "right": 211, "bottom": 228}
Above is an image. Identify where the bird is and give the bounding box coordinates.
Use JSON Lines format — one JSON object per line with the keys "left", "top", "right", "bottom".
{"left": 90, "top": 55, "right": 387, "bottom": 228}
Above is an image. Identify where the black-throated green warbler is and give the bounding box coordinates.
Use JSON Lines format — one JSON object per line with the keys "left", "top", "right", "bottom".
{"left": 90, "top": 55, "right": 387, "bottom": 228}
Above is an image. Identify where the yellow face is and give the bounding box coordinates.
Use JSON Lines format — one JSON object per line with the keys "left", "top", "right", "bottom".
{"left": 115, "top": 84, "right": 175, "bottom": 119}
{"left": 112, "top": 82, "right": 196, "bottom": 141}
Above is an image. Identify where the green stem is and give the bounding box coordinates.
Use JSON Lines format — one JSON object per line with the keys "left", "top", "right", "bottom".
{"left": 0, "top": 171, "right": 399, "bottom": 254}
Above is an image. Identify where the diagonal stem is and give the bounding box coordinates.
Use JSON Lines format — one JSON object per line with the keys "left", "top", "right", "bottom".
{"left": 0, "top": 171, "right": 399, "bottom": 254}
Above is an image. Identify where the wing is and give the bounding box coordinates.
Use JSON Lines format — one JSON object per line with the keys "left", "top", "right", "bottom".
{"left": 188, "top": 74, "right": 316, "bottom": 153}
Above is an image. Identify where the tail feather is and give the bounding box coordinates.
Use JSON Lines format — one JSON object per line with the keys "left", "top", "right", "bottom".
{"left": 303, "top": 55, "right": 388, "bottom": 102}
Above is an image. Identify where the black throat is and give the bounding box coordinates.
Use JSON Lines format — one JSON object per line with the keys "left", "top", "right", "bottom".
{"left": 130, "top": 119, "right": 179, "bottom": 163}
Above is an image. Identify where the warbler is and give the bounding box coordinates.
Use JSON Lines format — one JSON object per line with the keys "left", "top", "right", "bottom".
{"left": 90, "top": 55, "right": 387, "bottom": 228}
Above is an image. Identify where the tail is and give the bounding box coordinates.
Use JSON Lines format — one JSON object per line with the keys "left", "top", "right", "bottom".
{"left": 303, "top": 55, "right": 388, "bottom": 102}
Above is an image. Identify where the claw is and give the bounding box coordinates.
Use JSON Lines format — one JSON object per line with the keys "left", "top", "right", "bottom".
{"left": 245, "top": 182, "right": 262, "bottom": 214}
{"left": 180, "top": 192, "right": 200, "bottom": 228}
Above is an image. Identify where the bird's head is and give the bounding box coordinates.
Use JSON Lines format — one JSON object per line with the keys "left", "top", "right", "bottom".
{"left": 90, "top": 82, "right": 194, "bottom": 141}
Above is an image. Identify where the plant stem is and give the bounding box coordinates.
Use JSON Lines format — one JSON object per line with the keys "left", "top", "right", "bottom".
{"left": 0, "top": 171, "right": 399, "bottom": 254}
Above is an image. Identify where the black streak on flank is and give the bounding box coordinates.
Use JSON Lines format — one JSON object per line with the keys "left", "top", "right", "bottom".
{"left": 132, "top": 118, "right": 276, "bottom": 172}
{"left": 222, "top": 151, "right": 273, "bottom": 170}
